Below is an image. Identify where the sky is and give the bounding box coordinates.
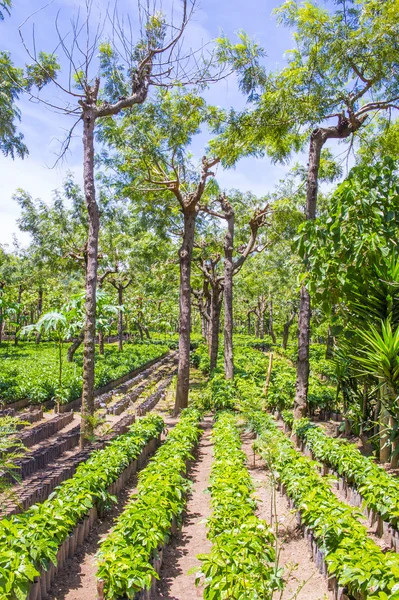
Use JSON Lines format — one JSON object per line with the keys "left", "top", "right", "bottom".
{"left": 0, "top": 0, "right": 300, "bottom": 247}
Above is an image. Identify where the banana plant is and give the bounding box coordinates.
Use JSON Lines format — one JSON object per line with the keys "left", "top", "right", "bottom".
{"left": 22, "top": 311, "right": 76, "bottom": 410}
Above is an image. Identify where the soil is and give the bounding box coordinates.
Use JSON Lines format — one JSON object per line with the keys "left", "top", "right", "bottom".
{"left": 46, "top": 412, "right": 178, "bottom": 600}
{"left": 240, "top": 431, "right": 331, "bottom": 600}
{"left": 153, "top": 417, "right": 213, "bottom": 600}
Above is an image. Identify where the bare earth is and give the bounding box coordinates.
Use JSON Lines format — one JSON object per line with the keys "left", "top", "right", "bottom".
{"left": 46, "top": 413, "right": 176, "bottom": 600}
{"left": 240, "top": 432, "right": 331, "bottom": 600}
{"left": 154, "top": 416, "right": 213, "bottom": 600}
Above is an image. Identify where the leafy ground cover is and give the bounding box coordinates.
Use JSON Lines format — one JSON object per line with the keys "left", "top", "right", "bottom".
{"left": 192, "top": 344, "right": 336, "bottom": 414}
{"left": 264, "top": 351, "right": 336, "bottom": 413}
{"left": 247, "top": 411, "right": 399, "bottom": 599}
{"left": 0, "top": 414, "right": 164, "bottom": 599}
{"left": 0, "top": 342, "right": 168, "bottom": 405}
{"left": 96, "top": 408, "right": 202, "bottom": 599}
{"left": 288, "top": 416, "right": 399, "bottom": 529}
{"left": 196, "top": 411, "right": 282, "bottom": 599}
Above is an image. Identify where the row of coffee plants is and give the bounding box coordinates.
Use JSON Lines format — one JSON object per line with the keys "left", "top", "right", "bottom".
{"left": 0, "top": 414, "right": 164, "bottom": 599}
{"left": 196, "top": 412, "right": 282, "bottom": 599}
{"left": 246, "top": 411, "right": 399, "bottom": 599}
{"left": 282, "top": 343, "right": 336, "bottom": 382}
{"left": 192, "top": 344, "right": 335, "bottom": 415}
{"left": 286, "top": 416, "right": 399, "bottom": 531}
{"left": 0, "top": 343, "right": 168, "bottom": 405}
{"left": 263, "top": 353, "right": 336, "bottom": 414}
{"left": 96, "top": 408, "right": 203, "bottom": 600}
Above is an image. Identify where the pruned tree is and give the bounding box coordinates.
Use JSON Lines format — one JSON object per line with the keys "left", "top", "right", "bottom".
{"left": 196, "top": 254, "right": 224, "bottom": 372}
{"left": 201, "top": 193, "right": 270, "bottom": 378}
{"left": 18, "top": 0, "right": 227, "bottom": 442}
{"left": 109, "top": 269, "right": 132, "bottom": 352}
{"left": 210, "top": 0, "right": 399, "bottom": 418}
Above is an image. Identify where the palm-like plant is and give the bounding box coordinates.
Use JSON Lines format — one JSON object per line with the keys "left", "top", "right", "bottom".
{"left": 354, "top": 320, "right": 399, "bottom": 466}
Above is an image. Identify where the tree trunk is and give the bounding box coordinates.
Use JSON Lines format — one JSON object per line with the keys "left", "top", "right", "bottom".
{"left": 294, "top": 285, "right": 311, "bottom": 419}
{"left": 35, "top": 288, "right": 43, "bottom": 344}
{"left": 201, "top": 314, "right": 207, "bottom": 340}
{"left": 175, "top": 209, "right": 196, "bottom": 413}
{"left": 263, "top": 352, "right": 273, "bottom": 403}
{"left": 80, "top": 110, "right": 100, "bottom": 448}
{"left": 326, "top": 324, "right": 334, "bottom": 359}
{"left": 117, "top": 285, "right": 123, "bottom": 352}
{"left": 68, "top": 331, "right": 84, "bottom": 362}
{"left": 294, "top": 131, "right": 324, "bottom": 420}
{"left": 224, "top": 212, "right": 234, "bottom": 379}
{"left": 268, "top": 298, "right": 276, "bottom": 344}
{"left": 143, "top": 325, "right": 151, "bottom": 340}
{"left": 247, "top": 312, "right": 251, "bottom": 336}
{"left": 98, "top": 330, "right": 105, "bottom": 354}
{"left": 282, "top": 309, "right": 296, "bottom": 350}
{"left": 136, "top": 321, "right": 144, "bottom": 340}
{"left": 209, "top": 288, "right": 222, "bottom": 372}
{"left": 259, "top": 311, "right": 265, "bottom": 339}
{"left": 255, "top": 317, "right": 259, "bottom": 338}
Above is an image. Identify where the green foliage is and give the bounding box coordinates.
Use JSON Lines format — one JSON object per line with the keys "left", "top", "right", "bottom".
{"left": 291, "top": 417, "right": 399, "bottom": 529}
{"left": 202, "top": 375, "right": 237, "bottom": 412}
{"left": 0, "top": 24, "right": 59, "bottom": 157}
{"left": 196, "top": 412, "right": 282, "bottom": 599}
{"left": 96, "top": 409, "right": 202, "bottom": 599}
{"left": 247, "top": 411, "right": 399, "bottom": 598}
{"left": 264, "top": 350, "right": 336, "bottom": 413}
{"left": 355, "top": 320, "right": 399, "bottom": 396}
{"left": 0, "top": 52, "right": 26, "bottom": 158}
{"left": 215, "top": 31, "right": 266, "bottom": 100}
{"left": 0, "top": 416, "right": 26, "bottom": 509}
{"left": 301, "top": 158, "right": 399, "bottom": 319}
{"left": 0, "top": 0, "right": 11, "bottom": 20}
{"left": 0, "top": 343, "right": 168, "bottom": 405}
{"left": 0, "top": 414, "right": 164, "bottom": 600}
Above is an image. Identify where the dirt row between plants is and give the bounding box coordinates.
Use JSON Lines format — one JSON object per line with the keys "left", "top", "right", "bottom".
{"left": 152, "top": 415, "right": 330, "bottom": 600}
{"left": 153, "top": 417, "right": 213, "bottom": 600}
{"left": 240, "top": 432, "right": 331, "bottom": 600}
{"left": 278, "top": 419, "right": 395, "bottom": 553}
{"left": 2, "top": 362, "right": 176, "bottom": 516}
{"left": 46, "top": 412, "right": 180, "bottom": 600}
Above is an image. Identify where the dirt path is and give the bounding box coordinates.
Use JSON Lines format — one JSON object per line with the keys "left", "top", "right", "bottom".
{"left": 240, "top": 432, "right": 331, "bottom": 600}
{"left": 153, "top": 416, "right": 213, "bottom": 600}
{"left": 278, "top": 420, "right": 393, "bottom": 552}
{"left": 47, "top": 473, "right": 140, "bottom": 600}
{"left": 47, "top": 413, "right": 176, "bottom": 600}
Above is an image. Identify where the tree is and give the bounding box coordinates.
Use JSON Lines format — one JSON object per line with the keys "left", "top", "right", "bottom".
{"left": 274, "top": 0, "right": 399, "bottom": 419}
{"left": 212, "top": 0, "right": 399, "bottom": 418}
{"left": 98, "top": 89, "right": 224, "bottom": 411}
{"left": 19, "top": 0, "right": 215, "bottom": 442}
{"left": 0, "top": 1, "right": 59, "bottom": 157}
{"left": 202, "top": 193, "right": 270, "bottom": 377}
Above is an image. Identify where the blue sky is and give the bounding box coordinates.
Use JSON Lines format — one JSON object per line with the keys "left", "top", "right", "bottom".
{"left": 0, "top": 0, "right": 300, "bottom": 246}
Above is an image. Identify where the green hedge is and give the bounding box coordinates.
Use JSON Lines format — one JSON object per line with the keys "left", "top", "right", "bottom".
{"left": 197, "top": 412, "right": 282, "bottom": 599}
{"left": 0, "top": 343, "right": 168, "bottom": 405}
{"left": 96, "top": 408, "right": 202, "bottom": 599}
{"left": 247, "top": 411, "right": 399, "bottom": 599}
{"left": 292, "top": 417, "right": 399, "bottom": 529}
{"left": 0, "top": 414, "right": 164, "bottom": 599}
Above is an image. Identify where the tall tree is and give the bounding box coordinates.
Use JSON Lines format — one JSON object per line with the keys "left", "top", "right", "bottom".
{"left": 19, "top": 0, "right": 217, "bottom": 442}
{"left": 212, "top": 0, "right": 399, "bottom": 417}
